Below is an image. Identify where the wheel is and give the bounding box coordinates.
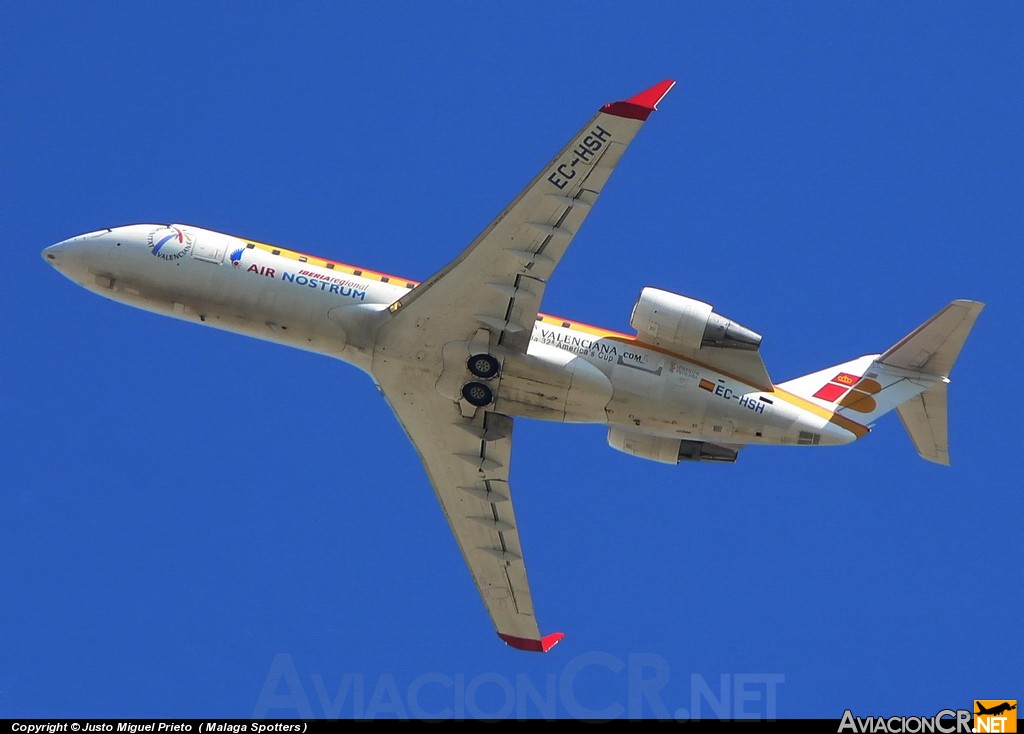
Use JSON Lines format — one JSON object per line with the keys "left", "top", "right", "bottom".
{"left": 461, "top": 381, "right": 493, "bottom": 407}
{"left": 467, "top": 353, "right": 500, "bottom": 379}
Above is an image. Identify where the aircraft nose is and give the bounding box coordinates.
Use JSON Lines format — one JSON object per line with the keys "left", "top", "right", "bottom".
{"left": 42, "top": 240, "right": 68, "bottom": 267}
{"left": 42, "top": 228, "right": 113, "bottom": 273}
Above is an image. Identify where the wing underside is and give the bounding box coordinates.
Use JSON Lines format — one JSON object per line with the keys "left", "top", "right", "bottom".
{"left": 381, "top": 79, "right": 676, "bottom": 356}
{"left": 378, "top": 383, "right": 562, "bottom": 651}
{"left": 371, "top": 80, "right": 675, "bottom": 650}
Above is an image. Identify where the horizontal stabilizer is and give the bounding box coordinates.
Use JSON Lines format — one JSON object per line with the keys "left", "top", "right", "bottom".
{"left": 897, "top": 381, "right": 950, "bottom": 465}
{"left": 879, "top": 300, "right": 984, "bottom": 376}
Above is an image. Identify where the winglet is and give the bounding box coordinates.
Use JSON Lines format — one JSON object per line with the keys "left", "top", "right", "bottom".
{"left": 498, "top": 631, "right": 565, "bottom": 653}
{"left": 601, "top": 79, "right": 676, "bottom": 121}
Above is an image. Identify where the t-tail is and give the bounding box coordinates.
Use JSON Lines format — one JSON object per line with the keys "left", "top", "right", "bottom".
{"left": 778, "top": 300, "right": 984, "bottom": 465}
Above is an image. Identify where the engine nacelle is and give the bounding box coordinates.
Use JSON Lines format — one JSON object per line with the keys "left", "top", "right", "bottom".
{"left": 629, "top": 287, "right": 762, "bottom": 352}
{"left": 607, "top": 427, "right": 681, "bottom": 464}
{"left": 607, "top": 427, "right": 739, "bottom": 465}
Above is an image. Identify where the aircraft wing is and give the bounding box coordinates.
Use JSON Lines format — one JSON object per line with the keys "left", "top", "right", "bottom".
{"left": 381, "top": 79, "right": 675, "bottom": 354}
{"left": 371, "top": 81, "right": 674, "bottom": 650}
{"left": 376, "top": 383, "right": 563, "bottom": 651}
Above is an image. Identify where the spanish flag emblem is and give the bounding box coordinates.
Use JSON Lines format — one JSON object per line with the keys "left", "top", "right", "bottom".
{"left": 812, "top": 372, "right": 862, "bottom": 402}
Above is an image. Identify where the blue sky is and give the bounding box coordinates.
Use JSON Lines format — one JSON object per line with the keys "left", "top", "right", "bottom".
{"left": 3, "top": 2, "right": 1021, "bottom": 720}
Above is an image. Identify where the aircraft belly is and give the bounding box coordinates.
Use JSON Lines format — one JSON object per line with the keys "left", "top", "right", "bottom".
{"left": 600, "top": 343, "right": 836, "bottom": 445}
{"left": 605, "top": 386, "right": 706, "bottom": 438}
{"left": 88, "top": 248, "right": 360, "bottom": 363}
{"left": 493, "top": 344, "right": 612, "bottom": 423}
{"left": 495, "top": 370, "right": 571, "bottom": 421}
{"left": 605, "top": 346, "right": 706, "bottom": 437}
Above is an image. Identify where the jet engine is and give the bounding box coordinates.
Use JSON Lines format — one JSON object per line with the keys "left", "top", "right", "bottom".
{"left": 607, "top": 427, "right": 738, "bottom": 465}
{"left": 629, "top": 287, "right": 761, "bottom": 352}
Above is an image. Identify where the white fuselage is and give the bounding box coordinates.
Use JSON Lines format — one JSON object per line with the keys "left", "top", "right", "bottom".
{"left": 43, "top": 224, "right": 862, "bottom": 452}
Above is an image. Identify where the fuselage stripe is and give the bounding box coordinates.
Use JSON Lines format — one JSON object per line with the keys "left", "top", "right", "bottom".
{"left": 244, "top": 237, "right": 869, "bottom": 440}
{"left": 772, "top": 388, "right": 870, "bottom": 438}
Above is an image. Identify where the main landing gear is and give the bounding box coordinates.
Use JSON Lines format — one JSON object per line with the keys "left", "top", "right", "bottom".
{"left": 461, "top": 382, "right": 494, "bottom": 407}
{"left": 461, "top": 354, "right": 501, "bottom": 407}
{"left": 467, "top": 353, "right": 500, "bottom": 379}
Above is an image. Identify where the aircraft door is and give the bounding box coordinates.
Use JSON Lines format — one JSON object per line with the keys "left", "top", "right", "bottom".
{"left": 191, "top": 232, "right": 226, "bottom": 263}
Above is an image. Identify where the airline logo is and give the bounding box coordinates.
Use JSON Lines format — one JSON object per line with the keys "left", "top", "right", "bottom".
{"left": 147, "top": 225, "right": 194, "bottom": 261}
{"left": 975, "top": 700, "right": 1017, "bottom": 733}
{"left": 812, "top": 372, "right": 882, "bottom": 414}
{"left": 813, "top": 372, "right": 860, "bottom": 402}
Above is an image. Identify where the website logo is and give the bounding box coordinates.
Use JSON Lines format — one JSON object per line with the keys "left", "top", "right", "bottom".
{"left": 975, "top": 700, "right": 1017, "bottom": 733}
{"left": 838, "top": 709, "right": 971, "bottom": 733}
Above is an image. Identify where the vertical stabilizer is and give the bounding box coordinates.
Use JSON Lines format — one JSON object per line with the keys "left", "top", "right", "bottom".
{"left": 779, "top": 300, "right": 983, "bottom": 465}
{"left": 877, "top": 299, "right": 983, "bottom": 465}
{"left": 896, "top": 382, "right": 951, "bottom": 465}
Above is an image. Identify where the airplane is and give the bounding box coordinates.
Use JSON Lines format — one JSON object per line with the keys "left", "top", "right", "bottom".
{"left": 976, "top": 702, "right": 1017, "bottom": 717}
{"left": 42, "top": 79, "right": 983, "bottom": 653}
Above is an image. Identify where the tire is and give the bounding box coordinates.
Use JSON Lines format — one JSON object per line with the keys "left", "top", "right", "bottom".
{"left": 467, "top": 353, "right": 500, "bottom": 379}
{"left": 461, "top": 381, "right": 493, "bottom": 407}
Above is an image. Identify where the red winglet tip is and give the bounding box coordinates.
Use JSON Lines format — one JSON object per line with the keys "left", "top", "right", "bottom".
{"left": 601, "top": 79, "right": 676, "bottom": 121}
{"left": 498, "top": 631, "right": 566, "bottom": 653}
{"left": 541, "top": 632, "right": 565, "bottom": 652}
{"left": 627, "top": 79, "right": 676, "bottom": 110}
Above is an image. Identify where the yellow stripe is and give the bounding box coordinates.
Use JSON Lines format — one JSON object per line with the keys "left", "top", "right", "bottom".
{"left": 772, "top": 388, "right": 870, "bottom": 439}
{"left": 241, "top": 239, "right": 869, "bottom": 439}
{"left": 246, "top": 240, "right": 420, "bottom": 288}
